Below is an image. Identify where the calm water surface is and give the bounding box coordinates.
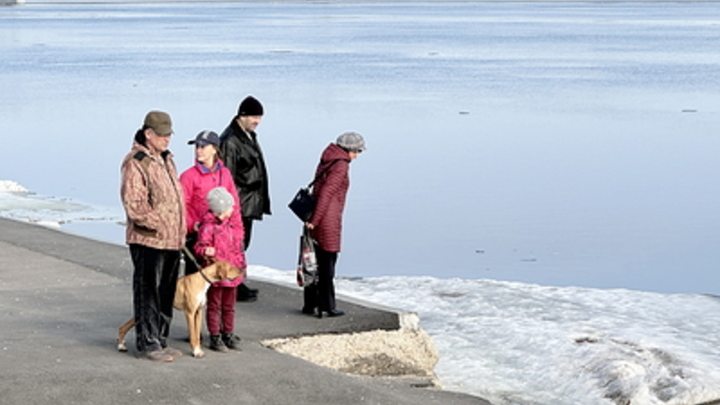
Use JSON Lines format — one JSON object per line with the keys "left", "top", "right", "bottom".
{"left": 1, "top": 2, "right": 719, "bottom": 293}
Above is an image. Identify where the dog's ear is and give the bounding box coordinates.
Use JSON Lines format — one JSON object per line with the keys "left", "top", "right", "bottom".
{"left": 219, "top": 262, "right": 234, "bottom": 279}
{"left": 215, "top": 262, "right": 226, "bottom": 279}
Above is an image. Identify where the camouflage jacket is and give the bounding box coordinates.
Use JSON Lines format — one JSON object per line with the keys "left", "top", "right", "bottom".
{"left": 120, "top": 142, "right": 186, "bottom": 250}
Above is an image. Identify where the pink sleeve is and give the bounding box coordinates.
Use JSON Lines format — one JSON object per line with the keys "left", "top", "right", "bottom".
{"left": 179, "top": 169, "right": 197, "bottom": 234}
{"left": 194, "top": 221, "right": 214, "bottom": 262}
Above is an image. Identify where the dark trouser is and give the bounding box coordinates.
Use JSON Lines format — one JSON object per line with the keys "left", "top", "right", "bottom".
{"left": 242, "top": 217, "right": 253, "bottom": 250}
{"left": 303, "top": 246, "right": 338, "bottom": 313}
{"left": 130, "top": 244, "right": 181, "bottom": 353}
{"left": 237, "top": 217, "right": 256, "bottom": 300}
{"left": 183, "top": 232, "right": 199, "bottom": 275}
{"left": 206, "top": 286, "right": 237, "bottom": 335}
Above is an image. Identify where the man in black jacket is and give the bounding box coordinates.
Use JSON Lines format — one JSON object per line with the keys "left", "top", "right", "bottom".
{"left": 219, "top": 96, "right": 271, "bottom": 301}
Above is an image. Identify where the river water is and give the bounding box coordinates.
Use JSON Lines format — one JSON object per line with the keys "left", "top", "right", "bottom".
{"left": 2, "top": 3, "right": 720, "bottom": 403}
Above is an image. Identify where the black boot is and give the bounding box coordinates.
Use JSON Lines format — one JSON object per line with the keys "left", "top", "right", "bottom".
{"left": 209, "top": 334, "right": 228, "bottom": 353}
{"left": 236, "top": 282, "right": 258, "bottom": 302}
{"left": 222, "top": 333, "right": 241, "bottom": 350}
{"left": 327, "top": 309, "right": 345, "bottom": 317}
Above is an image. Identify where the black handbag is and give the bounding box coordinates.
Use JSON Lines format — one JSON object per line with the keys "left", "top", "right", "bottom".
{"left": 288, "top": 187, "right": 315, "bottom": 222}
{"left": 288, "top": 159, "right": 343, "bottom": 222}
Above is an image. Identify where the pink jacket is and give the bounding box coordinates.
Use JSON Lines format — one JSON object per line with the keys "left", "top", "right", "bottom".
{"left": 194, "top": 211, "right": 246, "bottom": 287}
{"left": 179, "top": 160, "right": 240, "bottom": 234}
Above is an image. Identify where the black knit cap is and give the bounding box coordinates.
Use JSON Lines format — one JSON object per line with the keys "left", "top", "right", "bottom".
{"left": 237, "top": 96, "right": 264, "bottom": 117}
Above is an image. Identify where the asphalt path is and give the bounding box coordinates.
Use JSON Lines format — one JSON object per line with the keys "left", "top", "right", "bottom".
{"left": 0, "top": 217, "right": 491, "bottom": 405}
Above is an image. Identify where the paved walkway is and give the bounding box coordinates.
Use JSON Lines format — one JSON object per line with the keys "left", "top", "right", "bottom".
{"left": 0, "top": 217, "right": 490, "bottom": 405}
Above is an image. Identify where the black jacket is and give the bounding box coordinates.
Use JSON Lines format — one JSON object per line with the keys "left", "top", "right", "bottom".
{"left": 219, "top": 119, "right": 271, "bottom": 220}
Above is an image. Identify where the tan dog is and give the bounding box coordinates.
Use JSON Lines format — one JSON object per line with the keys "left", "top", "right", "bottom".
{"left": 117, "top": 261, "right": 245, "bottom": 358}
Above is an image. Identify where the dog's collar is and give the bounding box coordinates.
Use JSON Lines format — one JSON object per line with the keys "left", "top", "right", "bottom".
{"left": 198, "top": 268, "right": 213, "bottom": 283}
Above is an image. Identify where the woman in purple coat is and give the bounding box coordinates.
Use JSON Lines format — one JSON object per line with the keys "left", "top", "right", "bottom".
{"left": 303, "top": 132, "right": 366, "bottom": 318}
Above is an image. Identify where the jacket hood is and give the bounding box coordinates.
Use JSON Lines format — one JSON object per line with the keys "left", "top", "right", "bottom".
{"left": 132, "top": 141, "right": 173, "bottom": 160}
{"left": 201, "top": 210, "right": 223, "bottom": 224}
{"left": 316, "top": 143, "right": 351, "bottom": 175}
{"left": 320, "top": 143, "right": 350, "bottom": 165}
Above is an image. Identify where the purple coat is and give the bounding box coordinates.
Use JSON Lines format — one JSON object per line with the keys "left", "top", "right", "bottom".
{"left": 309, "top": 143, "right": 351, "bottom": 252}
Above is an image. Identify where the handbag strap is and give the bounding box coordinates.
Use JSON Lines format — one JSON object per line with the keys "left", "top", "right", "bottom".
{"left": 307, "top": 158, "right": 348, "bottom": 188}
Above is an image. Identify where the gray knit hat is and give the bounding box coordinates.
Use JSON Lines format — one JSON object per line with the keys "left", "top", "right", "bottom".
{"left": 207, "top": 187, "right": 234, "bottom": 215}
{"left": 336, "top": 132, "right": 366, "bottom": 152}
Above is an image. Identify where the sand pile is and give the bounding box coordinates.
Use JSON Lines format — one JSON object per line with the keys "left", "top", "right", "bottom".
{"left": 262, "top": 324, "right": 439, "bottom": 383}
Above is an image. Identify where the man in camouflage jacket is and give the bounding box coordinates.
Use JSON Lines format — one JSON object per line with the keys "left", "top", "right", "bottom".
{"left": 120, "top": 111, "right": 186, "bottom": 362}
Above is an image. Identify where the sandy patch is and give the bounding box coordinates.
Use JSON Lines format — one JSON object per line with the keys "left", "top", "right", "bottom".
{"left": 262, "top": 327, "right": 440, "bottom": 384}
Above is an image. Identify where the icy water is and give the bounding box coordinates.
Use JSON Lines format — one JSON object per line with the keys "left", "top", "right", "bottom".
{"left": 2, "top": 1, "right": 720, "bottom": 294}
{"left": 2, "top": 2, "right": 720, "bottom": 404}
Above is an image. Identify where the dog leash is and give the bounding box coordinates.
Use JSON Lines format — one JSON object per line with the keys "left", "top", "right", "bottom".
{"left": 182, "top": 245, "right": 213, "bottom": 284}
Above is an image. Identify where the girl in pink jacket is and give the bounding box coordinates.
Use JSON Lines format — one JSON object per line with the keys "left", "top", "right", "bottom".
{"left": 194, "top": 187, "right": 246, "bottom": 352}
{"left": 179, "top": 130, "right": 240, "bottom": 276}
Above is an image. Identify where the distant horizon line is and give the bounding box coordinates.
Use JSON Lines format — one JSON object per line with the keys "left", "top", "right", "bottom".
{"left": 9, "top": 0, "right": 720, "bottom": 5}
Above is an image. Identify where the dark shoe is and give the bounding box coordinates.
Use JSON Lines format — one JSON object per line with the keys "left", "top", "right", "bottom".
{"left": 326, "top": 309, "right": 345, "bottom": 317}
{"left": 236, "top": 293, "right": 257, "bottom": 302}
{"left": 222, "top": 333, "right": 241, "bottom": 350}
{"left": 139, "top": 349, "right": 173, "bottom": 362}
{"left": 209, "top": 334, "right": 228, "bottom": 353}
{"left": 301, "top": 307, "right": 316, "bottom": 315}
{"left": 162, "top": 346, "right": 183, "bottom": 359}
{"left": 237, "top": 283, "right": 258, "bottom": 302}
{"left": 238, "top": 282, "right": 258, "bottom": 294}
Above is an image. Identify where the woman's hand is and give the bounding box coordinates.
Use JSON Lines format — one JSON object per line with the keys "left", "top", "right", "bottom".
{"left": 305, "top": 222, "right": 314, "bottom": 230}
